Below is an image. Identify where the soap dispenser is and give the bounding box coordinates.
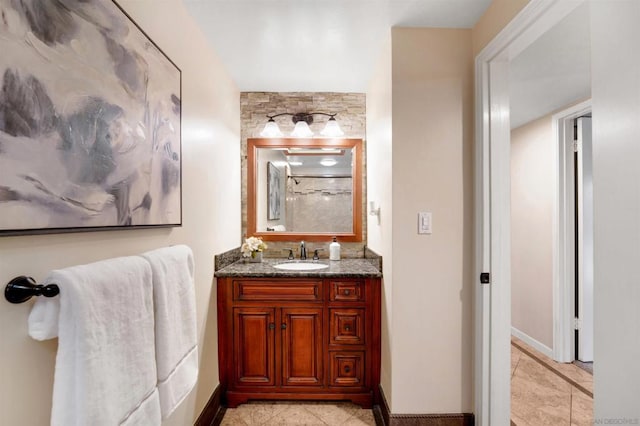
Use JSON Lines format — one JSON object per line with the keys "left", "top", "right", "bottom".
{"left": 329, "top": 237, "right": 341, "bottom": 261}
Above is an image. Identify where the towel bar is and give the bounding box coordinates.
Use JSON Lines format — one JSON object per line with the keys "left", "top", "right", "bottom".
{"left": 4, "top": 276, "right": 60, "bottom": 304}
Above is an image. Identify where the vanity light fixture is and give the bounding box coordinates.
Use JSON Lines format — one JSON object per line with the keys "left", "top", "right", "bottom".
{"left": 291, "top": 120, "right": 314, "bottom": 137}
{"left": 260, "top": 117, "right": 283, "bottom": 137}
{"left": 260, "top": 112, "right": 344, "bottom": 138}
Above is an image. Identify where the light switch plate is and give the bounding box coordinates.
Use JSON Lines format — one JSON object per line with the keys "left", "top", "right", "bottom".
{"left": 418, "top": 212, "right": 432, "bottom": 234}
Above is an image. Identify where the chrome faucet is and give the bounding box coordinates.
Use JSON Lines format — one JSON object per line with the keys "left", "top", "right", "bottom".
{"left": 300, "top": 241, "right": 307, "bottom": 260}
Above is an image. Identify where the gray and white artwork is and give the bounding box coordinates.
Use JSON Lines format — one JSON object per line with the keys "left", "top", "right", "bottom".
{"left": 0, "top": 0, "right": 181, "bottom": 235}
{"left": 267, "top": 162, "right": 280, "bottom": 220}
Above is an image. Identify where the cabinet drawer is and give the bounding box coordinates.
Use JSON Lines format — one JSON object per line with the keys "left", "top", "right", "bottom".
{"left": 330, "top": 308, "right": 365, "bottom": 345}
{"left": 329, "top": 280, "right": 364, "bottom": 302}
{"left": 234, "top": 280, "right": 322, "bottom": 301}
{"left": 329, "top": 351, "right": 365, "bottom": 388}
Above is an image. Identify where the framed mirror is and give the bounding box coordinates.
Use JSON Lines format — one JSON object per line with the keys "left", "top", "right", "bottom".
{"left": 247, "top": 138, "right": 363, "bottom": 242}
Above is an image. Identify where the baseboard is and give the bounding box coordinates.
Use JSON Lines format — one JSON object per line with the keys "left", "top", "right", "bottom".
{"left": 194, "top": 384, "right": 225, "bottom": 426}
{"left": 377, "top": 385, "right": 474, "bottom": 426}
{"left": 378, "top": 385, "right": 392, "bottom": 426}
{"left": 511, "top": 326, "right": 553, "bottom": 358}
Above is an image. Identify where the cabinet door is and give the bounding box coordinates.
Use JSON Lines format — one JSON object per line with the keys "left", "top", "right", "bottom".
{"left": 233, "top": 307, "right": 276, "bottom": 387}
{"left": 281, "top": 308, "right": 323, "bottom": 387}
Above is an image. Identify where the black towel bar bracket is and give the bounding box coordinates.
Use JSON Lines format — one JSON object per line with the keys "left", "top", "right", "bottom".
{"left": 4, "top": 276, "right": 60, "bottom": 304}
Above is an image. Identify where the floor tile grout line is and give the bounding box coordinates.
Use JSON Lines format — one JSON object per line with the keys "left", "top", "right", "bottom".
{"left": 569, "top": 388, "right": 574, "bottom": 426}
{"left": 512, "top": 351, "right": 521, "bottom": 379}
{"left": 511, "top": 340, "right": 593, "bottom": 399}
{"left": 302, "top": 405, "right": 333, "bottom": 426}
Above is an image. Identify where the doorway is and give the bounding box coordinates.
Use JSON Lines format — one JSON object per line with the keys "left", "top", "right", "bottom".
{"left": 551, "top": 102, "right": 593, "bottom": 367}
{"left": 509, "top": 104, "right": 594, "bottom": 424}
{"left": 574, "top": 115, "right": 593, "bottom": 364}
{"left": 474, "top": 1, "right": 591, "bottom": 425}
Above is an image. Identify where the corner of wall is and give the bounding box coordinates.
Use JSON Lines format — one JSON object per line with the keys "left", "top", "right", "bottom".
{"left": 472, "top": 0, "right": 531, "bottom": 56}
{"left": 365, "top": 31, "right": 393, "bottom": 410}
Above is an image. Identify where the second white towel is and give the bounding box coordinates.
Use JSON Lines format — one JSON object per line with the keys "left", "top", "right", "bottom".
{"left": 141, "top": 245, "right": 198, "bottom": 419}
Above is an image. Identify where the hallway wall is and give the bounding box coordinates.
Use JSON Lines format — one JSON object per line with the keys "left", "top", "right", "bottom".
{"left": 511, "top": 115, "right": 554, "bottom": 350}
{"left": 0, "top": 1, "right": 241, "bottom": 424}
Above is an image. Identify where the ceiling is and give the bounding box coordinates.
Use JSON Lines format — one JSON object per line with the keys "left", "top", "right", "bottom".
{"left": 183, "top": 1, "right": 591, "bottom": 129}
{"left": 184, "top": 0, "right": 492, "bottom": 92}
{"left": 509, "top": 3, "right": 591, "bottom": 128}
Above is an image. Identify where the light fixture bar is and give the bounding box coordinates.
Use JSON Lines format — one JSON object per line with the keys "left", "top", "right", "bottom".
{"left": 260, "top": 112, "right": 343, "bottom": 138}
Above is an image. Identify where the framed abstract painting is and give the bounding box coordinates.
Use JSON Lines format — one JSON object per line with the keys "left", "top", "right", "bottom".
{"left": 0, "top": 0, "right": 181, "bottom": 235}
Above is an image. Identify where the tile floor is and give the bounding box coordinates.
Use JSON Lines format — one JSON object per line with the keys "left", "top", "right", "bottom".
{"left": 219, "top": 338, "right": 593, "bottom": 426}
{"left": 220, "top": 401, "right": 377, "bottom": 426}
{"left": 511, "top": 337, "right": 593, "bottom": 426}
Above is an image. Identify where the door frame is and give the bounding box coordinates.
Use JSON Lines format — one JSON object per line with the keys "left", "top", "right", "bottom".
{"left": 551, "top": 100, "right": 592, "bottom": 363}
{"left": 474, "top": 1, "right": 587, "bottom": 424}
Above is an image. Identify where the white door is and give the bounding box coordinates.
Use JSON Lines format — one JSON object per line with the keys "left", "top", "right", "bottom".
{"left": 576, "top": 116, "right": 594, "bottom": 362}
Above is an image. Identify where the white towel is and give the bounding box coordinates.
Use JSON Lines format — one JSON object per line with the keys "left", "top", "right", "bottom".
{"left": 141, "top": 245, "right": 198, "bottom": 419}
{"left": 27, "top": 256, "right": 161, "bottom": 426}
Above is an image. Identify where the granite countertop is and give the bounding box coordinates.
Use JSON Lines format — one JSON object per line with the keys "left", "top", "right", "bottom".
{"left": 214, "top": 258, "right": 382, "bottom": 278}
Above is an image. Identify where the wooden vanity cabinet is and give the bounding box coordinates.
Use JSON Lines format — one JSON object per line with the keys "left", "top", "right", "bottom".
{"left": 217, "top": 276, "right": 381, "bottom": 408}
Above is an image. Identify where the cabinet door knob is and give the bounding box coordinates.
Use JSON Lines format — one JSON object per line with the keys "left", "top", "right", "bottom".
{"left": 281, "top": 323, "right": 287, "bottom": 330}
{"left": 344, "top": 366, "right": 351, "bottom": 373}
{"left": 345, "top": 325, "right": 351, "bottom": 331}
{"left": 268, "top": 323, "right": 275, "bottom": 330}
{"left": 344, "top": 289, "right": 351, "bottom": 296}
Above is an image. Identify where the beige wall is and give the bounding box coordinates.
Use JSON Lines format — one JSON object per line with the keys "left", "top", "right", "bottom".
{"left": 472, "top": 0, "right": 530, "bottom": 56}
{"left": 390, "top": 27, "right": 474, "bottom": 414}
{"left": 361, "top": 0, "right": 532, "bottom": 414}
{"left": 510, "top": 115, "right": 554, "bottom": 349}
{"left": 591, "top": 0, "right": 640, "bottom": 419}
{"left": 365, "top": 32, "right": 393, "bottom": 406}
{"left": 0, "top": 1, "right": 241, "bottom": 425}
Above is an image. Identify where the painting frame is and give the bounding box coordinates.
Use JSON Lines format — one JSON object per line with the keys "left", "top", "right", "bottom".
{"left": 0, "top": 0, "right": 182, "bottom": 236}
{"left": 267, "top": 162, "right": 281, "bottom": 221}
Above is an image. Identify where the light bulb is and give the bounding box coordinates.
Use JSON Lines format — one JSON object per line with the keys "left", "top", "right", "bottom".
{"left": 291, "top": 121, "right": 313, "bottom": 137}
{"left": 320, "top": 117, "right": 344, "bottom": 137}
{"left": 260, "top": 119, "right": 283, "bottom": 137}
{"left": 320, "top": 158, "right": 337, "bottom": 167}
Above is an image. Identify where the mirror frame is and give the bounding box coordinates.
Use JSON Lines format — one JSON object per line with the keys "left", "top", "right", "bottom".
{"left": 247, "top": 137, "right": 363, "bottom": 242}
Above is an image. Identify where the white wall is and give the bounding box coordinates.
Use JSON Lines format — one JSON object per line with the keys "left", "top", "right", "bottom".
{"left": 365, "top": 32, "right": 393, "bottom": 406}
{"left": 0, "top": 1, "right": 241, "bottom": 424}
{"left": 510, "top": 116, "right": 554, "bottom": 349}
{"left": 591, "top": 0, "right": 640, "bottom": 420}
{"left": 389, "top": 27, "right": 474, "bottom": 414}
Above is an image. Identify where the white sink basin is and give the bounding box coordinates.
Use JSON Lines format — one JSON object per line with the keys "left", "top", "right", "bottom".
{"left": 273, "top": 262, "right": 329, "bottom": 271}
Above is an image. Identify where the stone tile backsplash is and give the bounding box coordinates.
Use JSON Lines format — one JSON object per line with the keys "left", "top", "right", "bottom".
{"left": 241, "top": 92, "right": 367, "bottom": 258}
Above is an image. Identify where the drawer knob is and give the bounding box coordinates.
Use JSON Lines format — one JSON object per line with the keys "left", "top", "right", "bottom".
{"left": 344, "top": 289, "right": 351, "bottom": 295}
{"left": 345, "top": 325, "right": 351, "bottom": 331}
{"left": 344, "top": 366, "right": 351, "bottom": 373}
